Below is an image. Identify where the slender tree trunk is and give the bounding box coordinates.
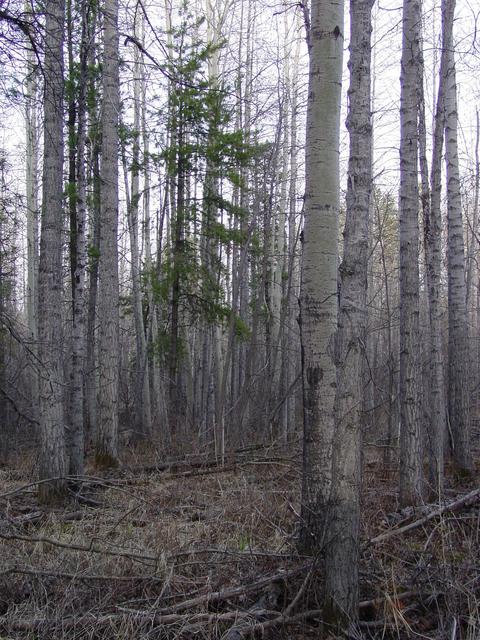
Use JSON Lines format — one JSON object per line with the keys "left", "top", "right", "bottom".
{"left": 444, "top": 0, "right": 472, "bottom": 474}
{"left": 398, "top": 0, "right": 425, "bottom": 507}
{"left": 424, "top": 0, "right": 448, "bottom": 495}
{"left": 299, "top": 0, "right": 343, "bottom": 552}
{"left": 325, "top": 0, "right": 373, "bottom": 624}
{"left": 127, "top": 16, "right": 152, "bottom": 439}
{"left": 25, "top": 4, "right": 39, "bottom": 425}
{"left": 37, "top": 0, "right": 68, "bottom": 502}
{"left": 86, "top": 137, "right": 100, "bottom": 446}
{"left": 168, "top": 118, "right": 185, "bottom": 443}
{"left": 69, "top": 0, "right": 89, "bottom": 475}
{"left": 25, "top": 6, "right": 39, "bottom": 351}
{"left": 474, "top": 111, "right": 480, "bottom": 415}
{"left": 286, "top": 21, "right": 302, "bottom": 440}
{"left": 85, "top": 3, "right": 100, "bottom": 446}
{"left": 141, "top": 45, "right": 163, "bottom": 435}
{"left": 96, "top": 0, "right": 120, "bottom": 466}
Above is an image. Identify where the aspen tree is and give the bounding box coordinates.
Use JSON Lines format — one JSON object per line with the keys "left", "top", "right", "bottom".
{"left": 299, "top": 0, "right": 343, "bottom": 550}
{"left": 398, "top": 0, "right": 425, "bottom": 507}
{"left": 25, "top": 1, "right": 39, "bottom": 350}
{"left": 96, "top": 0, "right": 120, "bottom": 466}
{"left": 69, "top": 0, "right": 89, "bottom": 475}
{"left": 37, "top": 0, "right": 68, "bottom": 501}
{"left": 444, "top": 0, "right": 472, "bottom": 474}
{"left": 424, "top": 0, "right": 449, "bottom": 495}
{"left": 127, "top": 10, "right": 152, "bottom": 439}
{"left": 85, "top": 2, "right": 100, "bottom": 445}
{"left": 326, "top": 0, "right": 373, "bottom": 622}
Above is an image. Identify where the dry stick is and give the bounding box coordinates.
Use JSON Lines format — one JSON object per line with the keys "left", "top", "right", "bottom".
{"left": 225, "top": 591, "right": 408, "bottom": 639}
{"left": 0, "top": 528, "right": 305, "bottom": 565}
{"left": 223, "top": 562, "right": 319, "bottom": 639}
{"left": 1, "top": 593, "right": 428, "bottom": 636}
{"left": 1, "top": 609, "right": 277, "bottom": 633}
{"left": 0, "top": 520, "right": 305, "bottom": 566}
{"left": 220, "top": 609, "right": 325, "bottom": 638}
{"left": 135, "top": 564, "right": 309, "bottom": 616}
{"left": 170, "top": 548, "right": 308, "bottom": 560}
{"left": 0, "top": 566, "right": 164, "bottom": 582}
{"left": 0, "top": 531, "right": 159, "bottom": 566}
{"left": 369, "top": 487, "right": 480, "bottom": 545}
{"left": 0, "top": 474, "right": 149, "bottom": 501}
{"left": 358, "top": 590, "right": 420, "bottom": 611}
{"left": 5, "top": 509, "right": 85, "bottom": 527}
{"left": 283, "top": 560, "right": 317, "bottom": 617}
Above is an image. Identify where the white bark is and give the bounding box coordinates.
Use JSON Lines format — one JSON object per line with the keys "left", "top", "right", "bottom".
{"left": 424, "top": 0, "right": 448, "bottom": 495}
{"left": 128, "top": 12, "right": 152, "bottom": 439}
{"left": 444, "top": 0, "right": 472, "bottom": 474}
{"left": 326, "top": 0, "right": 373, "bottom": 622}
{"left": 37, "top": 0, "right": 68, "bottom": 502}
{"left": 25, "top": 12, "right": 39, "bottom": 348}
{"left": 69, "top": 0, "right": 89, "bottom": 476}
{"left": 285, "top": 20, "right": 302, "bottom": 440}
{"left": 299, "top": 0, "right": 343, "bottom": 551}
{"left": 96, "top": 0, "right": 120, "bottom": 466}
{"left": 398, "top": 0, "right": 425, "bottom": 507}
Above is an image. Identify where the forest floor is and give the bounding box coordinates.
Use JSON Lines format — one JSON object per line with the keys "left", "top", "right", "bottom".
{"left": 0, "top": 442, "right": 479, "bottom": 639}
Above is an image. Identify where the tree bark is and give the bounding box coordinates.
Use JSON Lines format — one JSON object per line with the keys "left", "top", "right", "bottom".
{"left": 299, "top": 0, "right": 343, "bottom": 551}
{"left": 85, "top": 2, "right": 100, "bottom": 446}
{"left": 424, "top": 0, "right": 448, "bottom": 495}
{"left": 444, "top": 0, "right": 472, "bottom": 474}
{"left": 128, "top": 12, "right": 152, "bottom": 439}
{"left": 69, "top": 0, "right": 89, "bottom": 476}
{"left": 37, "top": 0, "right": 68, "bottom": 502}
{"left": 325, "top": 0, "right": 373, "bottom": 623}
{"left": 96, "top": 0, "right": 120, "bottom": 467}
{"left": 398, "top": 0, "right": 425, "bottom": 507}
{"left": 25, "top": 2, "right": 39, "bottom": 351}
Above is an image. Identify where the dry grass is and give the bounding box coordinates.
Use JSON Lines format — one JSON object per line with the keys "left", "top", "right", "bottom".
{"left": 0, "top": 448, "right": 479, "bottom": 639}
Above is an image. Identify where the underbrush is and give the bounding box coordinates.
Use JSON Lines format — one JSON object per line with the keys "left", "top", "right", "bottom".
{"left": 0, "top": 446, "right": 478, "bottom": 639}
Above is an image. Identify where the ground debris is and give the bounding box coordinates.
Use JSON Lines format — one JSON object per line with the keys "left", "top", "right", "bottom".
{"left": 0, "top": 450, "right": 478, "bottom": 638}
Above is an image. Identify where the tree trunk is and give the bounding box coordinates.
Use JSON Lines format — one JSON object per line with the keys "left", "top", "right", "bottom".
{"left": 299, "top": 0, "right": 343, "bottom": 552}
{"left": 69, "top": 0, "right": 89, "bottom": 476}
{"left": 424, "top": 0, "right": 449, "bottom": 495}
{"left": 398, "top": 0, "right": 425, "bottom": 507}
{"left": 325, "top": 0, "right": 373, "bottom": 624}
{"left": 25, "top": 3, "right": 39, "bottom": 350}
{"left": 85, "top": 2, "right": 100, "bottom": 446}
{"left": 96, "top": 0, "right": 120, "bottom": 467}
{"left": 37, "top": 0, "right": 68, "bottom": 502}
{"left": 127, "top": 15, "right": 152, "bottom": 439}
{"left": 444, "top": 0, "right": 472, "bottom": 474}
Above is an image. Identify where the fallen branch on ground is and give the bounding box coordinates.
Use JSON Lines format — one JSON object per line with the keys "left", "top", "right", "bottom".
{"left": 0, "top": 566, "right": 165, "bottom": 582}
{"left": 369, "top": 488, "right": 480, "bottom": 545}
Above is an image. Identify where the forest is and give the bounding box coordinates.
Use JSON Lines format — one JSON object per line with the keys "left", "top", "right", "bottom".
{"left": 0, "top": 0, "right": 479, "bottom": 636}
